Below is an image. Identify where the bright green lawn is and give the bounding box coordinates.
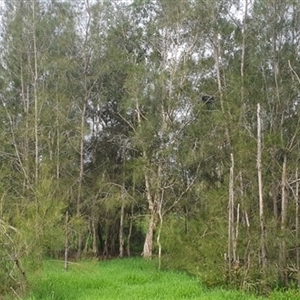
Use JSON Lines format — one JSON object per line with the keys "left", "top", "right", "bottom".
{"left": 25, "top": 258, "right": 299, "bottom": 300}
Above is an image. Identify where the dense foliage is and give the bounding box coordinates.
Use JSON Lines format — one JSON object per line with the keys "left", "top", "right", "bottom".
{"left": 1, "top": 0, "right": 300, "bottom": 297}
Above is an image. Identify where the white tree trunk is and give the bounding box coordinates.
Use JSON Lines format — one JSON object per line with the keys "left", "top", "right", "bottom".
{"left": 228, "top": 153, "right": 234, "bottom": 280}
{"left": 257, "top": 103, "right": 266, "bottom": 270}
{"left": 32, "top": 0, "right": 39, "bottom": 187}
{"left": 142, "top": 172, "right": 156, "bottom": 259}
{"left": 143, "top": 209, "right": 156, "bottom": 259}
{"left": 280, "top": 153, "right": 287, "bottom": 283}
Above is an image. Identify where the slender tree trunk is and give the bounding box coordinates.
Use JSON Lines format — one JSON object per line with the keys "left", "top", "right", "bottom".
{"left": 271, "top": 170, "right": 279, "bottom": 220}
{"left": 142, "top": 204, "right": 156, "bottom": 259}
{"left": 127, "top": 180, "right": 136, "bottom": 257}
{"left": 91, "top": 195, "right": 100, "bottom": 257}
{"left": 156, "top": 164, "right": 163, "bottom": 269}
{"left": 239, "top": 3, "right": 249, "bottom": 266}
{"left": 77, "top": 96, "right": 86, "bottom": 258}
{"left": 20, "top": 62, "right": 30, "bottom": 191}
{"left": 91, "top": 217, "right": 99, "bottom": 257}
{"left": 239, "top": 0, "right": 248, "bottom": 130}
{"left": 119, "top": 195, "right": 125, "bottom": 258}
{"left": 56, "top": 93, "right": 60, "bottom": 179}
{"left": 157, "top": 198, "right": 163, "bottom": 269}
{"left": 239, "top": 172, "right": 249, "bottom": 228}
{"left": 126, "top": 203, "right": 134, "bottom": 257}
{"left": 228, "top": 153, "right": 234, "bottom": 281}
{"left": 295, "top": 168, "right": 300, "bottom": 285}
{"left": 212, "top": 28, "right": 224, "bottom": 113}
{"left": 102, "top": 220, "right": 110, "bottom": 259}
{"left": 32, "top": 0, "right": 39, "bottom": 187}
{"left": 257, "top": 103, "right": 267, "bottom": 271}
{"left": 240, "top": 0, "right": 248, "bottom": 83}
{"left": 234, "top": 203, "right": 240, "bottom": 261}
{"left": 184, "top": 204, "right": 189, "bottom": 235}
{"left": 77, "top": 0, "right": 92, "bottom": 258}
{"left": 64, "top": 211, "right": 69, "bottom": 271}
{"left": 280, "top": 153, "right": 288, "bottom": 284}
{"left": 211, "top": 7, "right": 231, "bottom": 151}
{"left": 135, "top": 100, "right": 157, "bottom": 259}
{"left": 142, "top": 172, "right": 156, "bottom": 259}
{"left": 287, "top": 61, "right": 300, "bottom": 285}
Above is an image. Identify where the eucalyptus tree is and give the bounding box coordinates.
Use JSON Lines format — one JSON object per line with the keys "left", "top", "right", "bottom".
{"left": 116, "top": 0, "right": 206, "bottom": 259}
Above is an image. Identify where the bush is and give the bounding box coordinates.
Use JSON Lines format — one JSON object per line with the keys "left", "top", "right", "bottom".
{"left": 161, "top": 215, "right": 228, "bottom": 287}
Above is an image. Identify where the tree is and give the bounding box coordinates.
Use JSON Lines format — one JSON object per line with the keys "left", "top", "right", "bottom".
{"left": 0, "top": 0, "right": 79, "bottom": 294}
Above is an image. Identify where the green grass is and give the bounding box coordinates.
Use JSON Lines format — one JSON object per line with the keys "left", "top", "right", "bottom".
{"left": 24, "top": 258, "right": 299, "bottom": 300}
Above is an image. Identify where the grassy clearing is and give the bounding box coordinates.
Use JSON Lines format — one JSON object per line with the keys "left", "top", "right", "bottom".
{"left": 24, "top": 258, "right": 299, "bottom": 300}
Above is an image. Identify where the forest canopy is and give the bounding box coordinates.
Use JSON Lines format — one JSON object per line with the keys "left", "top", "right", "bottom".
{"left": 1, "top": 0, "right": 300, "bottom": 295}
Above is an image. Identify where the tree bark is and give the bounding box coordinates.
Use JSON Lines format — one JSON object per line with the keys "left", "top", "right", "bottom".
{"left": 142, "top": 203, "right": 156, "bottom": 259}
{"left": 126, "top": 203, "right": 134, "bottom": 257}
{"left": 64, "top": 211, "right": 69, "bottom": 271}
{"left": 295, "top": 168, "right": 300, "bottom": 285}
{"left": 135, "top": 100, "right": 157, "bottom": 259}
{"left": 32, "top": 0, "right": 39, "bottom": 187}
{"left": 157, "top": 164, "right": 163, "bottom": 269}
{"left": 228, "top": 153, "right": 234, "bottom": 281}
{"left": 257, "top": 103, "right": 267, "bottom": 271}
{"left": 119, "top": 196, "right": 125, "bottom": 258}
{"left": 280, "top": 153, "right": 287, "bottom": 284}
{"left": 91, "top": 214, "right": 100, "bottom": 257}
{"left": 142, "top": 171, "right": 156, "bottom": 259}
{"left": 91, "top": 220, "right": 97, "bottom": 256}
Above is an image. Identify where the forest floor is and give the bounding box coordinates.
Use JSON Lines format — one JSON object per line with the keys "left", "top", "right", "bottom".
{"left": 24, "top": 258, "right": 299, "bottom": 300}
